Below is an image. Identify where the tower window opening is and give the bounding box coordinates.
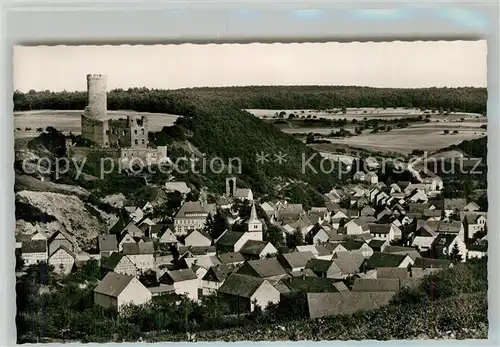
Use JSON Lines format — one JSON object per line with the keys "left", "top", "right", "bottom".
{"left": 134, "top": 129, "right": 138, "bottom": 135}
{"left": 135, "top": 139, "right": 138, "bottom": 145}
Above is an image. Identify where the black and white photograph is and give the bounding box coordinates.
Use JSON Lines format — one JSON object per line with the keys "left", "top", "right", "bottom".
{"left": 13, "top": 41, "right": 488, "bottom": 343}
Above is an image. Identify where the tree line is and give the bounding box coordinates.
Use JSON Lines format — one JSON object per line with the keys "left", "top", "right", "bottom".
{"left": 14, "top": 85, "right": 487, "bottom": 114}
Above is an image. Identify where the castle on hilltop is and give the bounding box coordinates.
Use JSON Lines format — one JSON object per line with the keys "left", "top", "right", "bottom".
{"left": 67, "top": 74, "right": 168, "bottom": 164}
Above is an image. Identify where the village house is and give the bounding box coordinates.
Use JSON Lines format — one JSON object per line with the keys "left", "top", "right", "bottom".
{"left": 463, "top": 201, "right": 480, "bottom": 212}
{"left": 216, "top": 196, "right": 232, "bottom": 210}
{"left": 117, "top": 231, "right": 137, "bottom": 252}
{"left": 174, "top": 201, "right": 212, "bottom": 235}
{"left": 184, "top": 229, "right": 212, "bottom": 247}
{"left": 389, "top": 183, "right": 402, "bottom": 195}
{"left": 121, "top": 222, "right": 145, "bottom": 238}
{"left": 363, "top": 252, "right": 414, "bottom": 270}
{"left": 98, "top": 234, "right": 118, "bottom": 258}
{"left": 165, "top": 181, "right": 191, "bottom": 195}
{"left": 368, "top": 224, "right": 398, "bottom": 242}
{"left": 373, "top": 191, "right": 390, "bottom": 206}
{"left": 344, "top": 218, "right": 370, "bottom": 236}
{"left": 259, "top": 201, "right": 276, "bottom": 219}
{"left": 233, "top": 188, "right": 254, "bottom": 201}
{"left": 353, "top": 171, "right": 366, "bottom": 182}
{"left": 341, "top": 239, "right": 373, "bottom": 258}
{"left": 295, "top": 245, "right": 333, "bottom": 260}
{"left": 368, "top": 239, "right": 389, "bottom": 253}
{"left": 383, "top": 246, "right": 422, "bottom": 261}
{"left": 431, "top": 234, "right": 467, "bottom": 262}
{"left": 21, "top": 239, "right": 48, "bottom": 266}
{"left": 101, "top": 252, "right": 138, "bottom": 277}
{"left": 137, "top": 217, "right": 155, "bottom": 233}
{"left": 276, "top": 203, "right": 304, "bottom": 223}
{"left": 284, "top": 215, "right": 315, "bottom": 239}
{"left": 191, "top": 255, "right": 221, "bottom": 269}
{"left": 325, "top": 189, "right": 342, "bottom": 203}
{"left": 365, "top": 172, "right": 378, "bottom": 184}
{"left": 157, "top": 227, "right": 179, "bottom": 246}
{"left": 277, "top": 251, "right": 315, "bottom": 272}
{"left": 159, "top": 268, "right": 199, "bottom": 301}
{"left": 215, "top": 231, "right": 251, "bottom": 253}
{"left": 443, "top": 198, "right": 468, "bottom": 215}
{"left": 411, "top": 221, "right": 438, "bottom": 252}
{"left": 305, "top": 258, "right": 343, "bottom": 278}
{"left": 422, "top": 176, "right": 444, "bottom": 192}
{"left": 218, "top": 251, "right": 246, "bottom": 266}
{"left": 331, "top": 251, "right": 365, "bottom": 277}
{"left": 407, "top": 189, "right": 429, "bottom": 203}
{"left": 309, "top": 207, "right": 330, "bottom": 223}
{"left": 463, "top": 214, "right": 487, "bottom": 239}
{"left": 325, "top": 202, "right": 342, "bottom": 215}
{"left": 200, "top": 264, "right": 235, "bottom": 295}
{"left": 437, "top": 220, "right": 465, "bottom": 241}
{"left": 322, "top": 242, "right": 349, "bottom": 257}
{"left": 304, "top": 224, "right": 336, "bottom": 245}
{"left": 423, "top": 209, "right": 443, "bottom": 221}
{"left": 360, "top": 205, "right": 375, "bottom": 217}
{"left": 236, "top": 257, "right": 288, "bottom": 281}
{"left": 122, "top": 241, "right": 155, "bottom": 273}
{"left": 240, "top": 240, "right": 278, "bottom": 260}
{"left": 331, "top": 209, "right": 349, "bottom": 229}
{"left": 217, "top": 274, "right": 280, "bottom": 312}
{"left": 94, "top": 272, "right": 152, "bottom": 312}
{"left": 124, "top": 206, "right": 145, "bottom": 223}
{"left": 47, "top": 231, "right": 74, "bottom": 256}
{"left": 48, "top": 244, "right": 76, "bottom": 275}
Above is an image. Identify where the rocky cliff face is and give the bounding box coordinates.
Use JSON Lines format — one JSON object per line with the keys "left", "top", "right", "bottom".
{"left": 16, "top": 190, "right": 118, "bottom": 251}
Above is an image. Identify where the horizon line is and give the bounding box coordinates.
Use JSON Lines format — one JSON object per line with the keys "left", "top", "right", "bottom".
{"left": 14, "top": 83, "right": 488, "bottom": 94}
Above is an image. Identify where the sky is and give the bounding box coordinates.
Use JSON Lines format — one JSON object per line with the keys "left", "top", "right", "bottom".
{"left": 13, "top": 40, "right": 487, "bottom": 92}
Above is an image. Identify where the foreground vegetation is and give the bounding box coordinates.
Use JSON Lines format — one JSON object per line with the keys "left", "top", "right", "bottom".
{"left": 16, "top": 258, "right": 487, "bottom": 343}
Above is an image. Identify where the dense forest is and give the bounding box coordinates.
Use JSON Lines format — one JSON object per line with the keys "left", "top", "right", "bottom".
{"left": 14, "top": 85, "right": 487, "bottom": 114}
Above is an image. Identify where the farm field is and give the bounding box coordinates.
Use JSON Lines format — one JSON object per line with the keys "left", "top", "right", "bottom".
{"left": 321, "top": 127, "right": 485, "bottom": 154}
{"left": 14, "top": 110, "right": 180, "bottom": 138}
{"left": 248, "top": 108, "right": 486, "bottom": 154}
{"left": 247, "top": 107, "right": 425, "bottom": 119}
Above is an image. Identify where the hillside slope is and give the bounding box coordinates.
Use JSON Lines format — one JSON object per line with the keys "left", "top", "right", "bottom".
{"left": 16, "top": 190, "right": 117, "bottom": 251}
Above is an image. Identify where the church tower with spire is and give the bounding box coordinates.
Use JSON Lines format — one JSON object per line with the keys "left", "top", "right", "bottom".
{"left": 247, "top": 201, "right": 263, "bottom": 241}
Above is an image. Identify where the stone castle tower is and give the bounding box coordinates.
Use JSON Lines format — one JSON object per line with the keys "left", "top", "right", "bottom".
{"left": 76, "top": 73, "right": 168, "bottom": 166}
{"left": 85, "top": 74, "right": 107, "bottom": 120}
{"left": 81, "top": 74, "right": 109, "bottom": 147}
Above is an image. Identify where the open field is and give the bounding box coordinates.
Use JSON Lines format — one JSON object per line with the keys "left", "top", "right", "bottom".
{"left": 320, "top": 127, "right": 486, "bottom": 154}
{"left": 247, "top": 107, "right": 424, "bottom": 119}
{"left": 14, "top": 110, "right": 180, "bottom": 138}
{"left": 247, "top": 108, "right": 485, "bottom": 121}
{"left": 248, "top": 108, "right": 486, "bottom": 154}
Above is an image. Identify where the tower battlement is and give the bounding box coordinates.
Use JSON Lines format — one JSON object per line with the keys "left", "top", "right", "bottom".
{"left": 87, "top": 74, "right": 106, "bottom": 80}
